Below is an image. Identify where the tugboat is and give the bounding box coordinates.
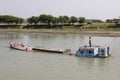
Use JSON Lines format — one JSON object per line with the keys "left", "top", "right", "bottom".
{"left": 75, "top": 37, "right": 111, "bottom": 58}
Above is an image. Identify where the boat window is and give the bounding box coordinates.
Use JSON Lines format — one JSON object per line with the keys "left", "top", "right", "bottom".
{"left": 101, "top": 53, "right": 104, "bottom": 55}
{"left": 89, "top": 51, "right": 92, "bottom": 54}
{"left": 80, "top": 50, "right": 84, "bottom": 54}
{"left": 101, "top": 49, "right": 104, "bottom": 53}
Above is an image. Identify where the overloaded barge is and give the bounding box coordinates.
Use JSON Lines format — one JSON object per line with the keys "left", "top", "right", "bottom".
{"left": 9, "top": 37, "right": 111, "bottom": 58}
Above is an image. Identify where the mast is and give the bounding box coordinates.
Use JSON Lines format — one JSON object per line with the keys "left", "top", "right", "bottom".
{"left": 89, "top": 37, "right": 92, "bottom": 47}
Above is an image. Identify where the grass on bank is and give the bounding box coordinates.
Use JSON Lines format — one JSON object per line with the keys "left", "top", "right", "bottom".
{"left": 0, "top": 23, "right": 120, "bottom": 31}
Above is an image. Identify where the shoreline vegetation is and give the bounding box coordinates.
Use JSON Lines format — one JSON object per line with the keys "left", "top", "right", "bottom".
{"left": 0, "top": 28, "right": 120, "bottom": 33}
{"left": 0, "top": 28, "right": 120, "bottom": 37}
{"left": 0, "top": 14, "right": 120, "bottom": 36}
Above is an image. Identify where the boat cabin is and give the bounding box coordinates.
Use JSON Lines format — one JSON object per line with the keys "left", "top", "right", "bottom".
{"left": 98, "top": 46, "right": 110, "bottom": 58}
{"left": 76, "top": 46, "right": 98, "bottom": 57}
{"left": 76, "top": 46, "right": 110, "bottom": 58}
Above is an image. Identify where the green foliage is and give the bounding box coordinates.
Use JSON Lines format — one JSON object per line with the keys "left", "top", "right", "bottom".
{"left": 52, "top": 17, "right": 59, "bottom": 24}
{"left": 27, "top": 14, "right": 87, "bottom": 27}
{"left": 0, "top": 15, "right": 24, "bottom": 24}
{"left": 106, "top": 18, "right": 120, "bottom": 24}
{"left": 38, "top": 14, "right": 54, "bottom": 25}
{"left": 27, "top": 16, "right": 39, "bottom": 24}
{"left": 58, "top": 16, "right": 64, "bottom": 23}
{"left": 63, "top": 16, "right": 69, "bottom": 23}
{"left": 69, "top": 16, "right": 78, "bottom": 25}
{"left": 39, "top": 14, "right": 48, "bottom": 23}
{"left": 1, "top": 14, "right": 120, "bottom": 30}
{"left": 78, "top": 17, "right": 86, "bottom": 24}
{"left": 106, "top": 19, "right": 114, "bottom": 23}
{"left": 113, "top": 18, "right": 120, "bottom": 24}
{"left": 46, "top": 15, "right": 54, "bottom": 25}
{"left": 58, "top": 16, "right": 69, "bottom": 23}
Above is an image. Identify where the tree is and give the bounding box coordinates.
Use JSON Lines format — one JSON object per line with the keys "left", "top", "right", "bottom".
{"left": 52, "top": 17, "right": 59, "bottom": 25}
{"left": 58, "top": 15, "right": 69, "bottom": 24}
{"left": 0, "top": 15, "right": 5, "bottom": 23}
{"left": 27, "top": 18, "right": 32, "bottom": 24}
{"left": 69, "top": 16, "right": 78, "bottom": 25}
{"left": 46, "top": 15, "right": 54, "bottom": 25}
{"left": 106, "top": 19, "right": 114, "bottom": 23}
{"left": 39, "top": 14, "right": 48, "bottom": 24}
{"left": 113, "top": 18, "right": 120, "bottom": 24}
{"left": 27, "top": 16, "right": 39, "bottom": 24}
{"left": 78, "top": 17, "right": 86, "bottom": 25}
{"left": 58, "top": 16, "right": 64, "bottom": 24}
{"left": 63, "top": 16, "right": 69, "bottom": 24}
{"left": 19, "top": 18, "right": 24, "bottom": 24}
{"left": 0, "top": 15, "right": 24, "bottom": 24}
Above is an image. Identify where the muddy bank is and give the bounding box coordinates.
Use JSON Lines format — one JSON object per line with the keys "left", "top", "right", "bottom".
{"left": 0, "top": 29, "right": 120, "bottom": 36}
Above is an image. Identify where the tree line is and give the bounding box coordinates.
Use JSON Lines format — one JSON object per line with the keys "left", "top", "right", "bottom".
{"left": 106, "top": 18, "right": 120, "bottom": 24}
{"left": 0, "top": 15, "right": 24, "bottom": 24}
{"left": 0, "top": 14, "right": 120, "bottom": 25}
{"left": 27, "top": 14, "right": 86, "bottom": 26}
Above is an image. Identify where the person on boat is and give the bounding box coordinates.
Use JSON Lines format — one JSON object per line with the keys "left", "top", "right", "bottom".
{"left": 21, "top": 43, "right": 26, "bottom": 47}
{"left": 9, "top": 41, "right": 12, "bottom": 45}
{"left": 9, "top": 41, "right": 13, "bottom": 47}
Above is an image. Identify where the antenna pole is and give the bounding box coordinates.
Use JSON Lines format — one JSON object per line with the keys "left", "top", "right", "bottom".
{"left": 89, "top": 37, "right": 91, "bottom": 47}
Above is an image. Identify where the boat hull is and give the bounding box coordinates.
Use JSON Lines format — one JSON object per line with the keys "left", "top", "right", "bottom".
{"left": 9, "top": 42, "right": 64, "bottom": 53}
{"left": 9, "top": 42, "right": 33, "bottom": 51}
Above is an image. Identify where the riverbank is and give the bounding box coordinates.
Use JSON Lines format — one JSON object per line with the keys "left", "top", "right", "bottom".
{"left": 0, "top": 29, "right": 120, "bottom": 36}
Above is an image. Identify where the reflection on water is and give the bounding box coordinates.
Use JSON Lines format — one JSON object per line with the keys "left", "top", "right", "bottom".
{"left": 76, "top": 57, "right": 110, "bottom": 70}
{"left": 0, "top": 32, "right": 120, "bottom": 80}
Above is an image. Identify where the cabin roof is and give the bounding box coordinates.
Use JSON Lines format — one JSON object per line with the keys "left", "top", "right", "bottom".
{"left": 79, "top": 46, "right": 109, "bottom": 50}
{"left": 80, "top": 46, "right": 97, "bottom": 50}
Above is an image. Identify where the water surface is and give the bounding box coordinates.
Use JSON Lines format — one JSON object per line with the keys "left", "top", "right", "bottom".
{"left": 0, "top": 32, "right": 120, "bottom": 80}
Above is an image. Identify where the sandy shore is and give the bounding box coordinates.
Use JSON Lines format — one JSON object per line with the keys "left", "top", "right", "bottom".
{"left": 0, "top": 29, "right": 120, "bottom": 36}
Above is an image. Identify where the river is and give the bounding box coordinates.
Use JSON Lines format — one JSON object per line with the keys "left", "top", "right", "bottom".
{"left": 0, "top": 32, "right": 120, "bottom": 80}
